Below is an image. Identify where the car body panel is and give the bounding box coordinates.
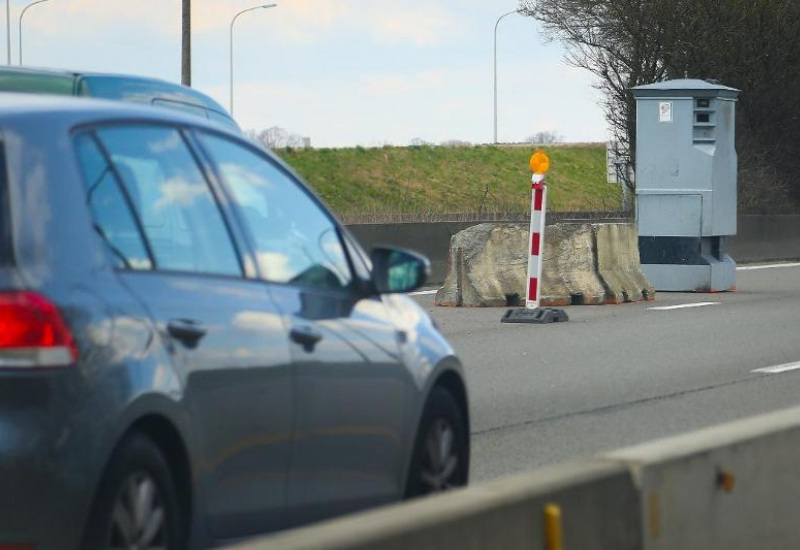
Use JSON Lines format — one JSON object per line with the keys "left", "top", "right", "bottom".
{"left": 118, "top": 271, "right": 294, "bottom": 539}
{"left": 266, "top": 284, "right": 412, "bottom": 527}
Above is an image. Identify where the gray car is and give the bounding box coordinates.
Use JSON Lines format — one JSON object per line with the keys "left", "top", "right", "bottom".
{"left": 0, "top": 95, "right": 469, "bottom": 550}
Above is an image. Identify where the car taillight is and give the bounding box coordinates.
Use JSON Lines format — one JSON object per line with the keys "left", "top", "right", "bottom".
{"left": 0, "top": 291, "right": 79, "bottom": 368}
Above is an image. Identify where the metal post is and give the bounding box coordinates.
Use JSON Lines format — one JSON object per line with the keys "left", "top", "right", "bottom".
{"left": 182, "top": 0, "right": 191, "bottom": 86}
{"left": 493, "top": 10, "right": 517, "bottom": 145}
{"left": 230, "top": 3, "right": 276, "bottom": 116}
{"left": 19, "top": 0, "right": 51, "bottom": 65}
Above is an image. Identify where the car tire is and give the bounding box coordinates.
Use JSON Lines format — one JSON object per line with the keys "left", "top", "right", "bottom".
{"left": 82, "top": 433, "right": 186, "bottom": 550}
{"left": 405, "top": 386, "right": 469, "bottom": 498}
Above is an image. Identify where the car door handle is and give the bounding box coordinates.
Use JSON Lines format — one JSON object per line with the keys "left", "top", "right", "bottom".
{"left": 167, "top": 319, "right": 207, "bottom": 349}
{"left": 290, "top": 325, "right": 323, "bottom": 353}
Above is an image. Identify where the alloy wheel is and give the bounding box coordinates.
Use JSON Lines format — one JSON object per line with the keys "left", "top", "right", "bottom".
{"left": 420, "top": 418, "right": 460, "bottom": 492}
{"left": 109, "top": 472, "right": 168, "bottom": 550}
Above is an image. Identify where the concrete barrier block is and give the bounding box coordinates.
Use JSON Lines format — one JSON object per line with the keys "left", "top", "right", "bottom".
{"left": 594, "top": 223, "right": 656, "bottom": 303}
{"left": 435, "top": 223, "right": 608, "bottom": 307}
{"left": 604, "top": 405, "right": 800, "bottom": 550}
{"left": 229, "top": 461, "right": 641, "bottom": 550}
{"left": 435, "top": 224, "right": 528, "bottom": 307}
{"left": 541, "top": 224, "right": 606, "bottom": 306}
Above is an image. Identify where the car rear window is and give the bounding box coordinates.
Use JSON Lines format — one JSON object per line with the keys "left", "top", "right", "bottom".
{"left": 0, "top": 137, "right": 12, "bottom": 265}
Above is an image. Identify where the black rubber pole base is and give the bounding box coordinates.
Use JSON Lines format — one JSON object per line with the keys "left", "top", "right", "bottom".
{"left": 501, "top": 307, "right": 569, "bottom": 324}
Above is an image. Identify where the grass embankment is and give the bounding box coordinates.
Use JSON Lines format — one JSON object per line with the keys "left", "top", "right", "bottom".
{"left": 275, "top": 144, "right": 619, "bottom": 223}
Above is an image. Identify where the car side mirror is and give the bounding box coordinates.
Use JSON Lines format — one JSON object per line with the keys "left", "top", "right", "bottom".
{"left": 370, "top": 247, "right": 430, "bottom": 294}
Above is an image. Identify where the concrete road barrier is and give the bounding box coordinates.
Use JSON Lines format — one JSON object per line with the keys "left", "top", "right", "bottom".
{"left": 229, "top": 461, "right": 641, "bottom": 550}
{"left": 606, "top": 407, "right": 800, "bottom": 550}
{"left": 595, "top": 224, "right": 655, "bottom": 304}
{"left": 542, "top": 224, "right": 606, "bottom": 306}
{"left": 227, "top": 405, "right": 800, "bottom": 550}
{"left": 434, "top": 223, "right": 529, "bottom": 308}
{"left": 435, "top": 222, "right": 652, "bottom": 307}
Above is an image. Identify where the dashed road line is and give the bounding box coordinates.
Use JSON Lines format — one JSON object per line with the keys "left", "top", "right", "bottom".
{"left": 738, "top": 262, "right": 800, "bottom": 271}
{"left": 752, "top": 361, "right": 800, "bottom": 375}
{"left": 409, "top": 289, "right": 438, "bottom": 296}
{"left": 648, "top": 302, "right": 720, "bottom": 311}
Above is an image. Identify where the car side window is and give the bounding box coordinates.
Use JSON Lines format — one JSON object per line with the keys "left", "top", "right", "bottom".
{"left": 197, "top": 133, "right": 353, "bottom": 291}
{"left": 74, "top": 133, "right": 152, "bottom": 270}
{"left": 93, "top": 126, "right": 241, "bottom": 277}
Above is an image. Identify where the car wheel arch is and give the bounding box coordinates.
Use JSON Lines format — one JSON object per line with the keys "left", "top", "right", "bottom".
{"left": 401, "top": 365, "right": 471, "bottom": 493}
{"left": 83, "top": 412, "right": 194, "bottom": 546}
{"left": 431, "top": 370, "right": 470, "bottom": 437}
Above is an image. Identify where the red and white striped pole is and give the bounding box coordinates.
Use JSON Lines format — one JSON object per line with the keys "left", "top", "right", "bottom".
{"left": 526, "top": 150, "right": 550, "bottom": 310}
{"left": 502, "top": 149, "right": 566, "bottom": 324}
{"left": 526, "top": 175, "right": 547, "bottom": 309}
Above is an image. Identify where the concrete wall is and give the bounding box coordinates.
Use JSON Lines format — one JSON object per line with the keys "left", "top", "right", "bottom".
{"left": 348, "top": 215, "right": 800, "bottom": 286}
{"left": 729, "top": 215, "right": 800, "bottom": 263}
{"left": 228, "top": 405, "right": 800, "bottom": 550}
{"left": 348, "top": 222, "right": 475, "bottom": 288}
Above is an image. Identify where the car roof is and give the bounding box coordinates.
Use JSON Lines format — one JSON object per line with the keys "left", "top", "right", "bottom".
{"left": 0, "top": 92, "right": 240, "bottom": 136}
{"left": 0, "top": 93, "right": 304, "bottom": 178}
{"left": 0, "top": 66, "right": 230, "bottom": 115}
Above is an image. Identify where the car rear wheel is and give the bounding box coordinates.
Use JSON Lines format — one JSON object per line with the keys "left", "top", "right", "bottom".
{"left": 82, "top": 434, "right": 185, "bottom": 550}
{"left": 405, "top": 386, "right": 469, "bottom": 498}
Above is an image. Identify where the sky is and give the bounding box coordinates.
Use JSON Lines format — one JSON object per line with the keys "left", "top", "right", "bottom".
{"left": 10, "top": 0, "right": 609, "bottom": 148}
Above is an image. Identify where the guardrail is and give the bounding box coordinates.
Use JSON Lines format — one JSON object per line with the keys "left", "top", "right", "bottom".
{"left": 347, "top": 214, "right": 800, "bottom": 285}
{"left": 229, "top": 405, "right": 800, "bottom": 550}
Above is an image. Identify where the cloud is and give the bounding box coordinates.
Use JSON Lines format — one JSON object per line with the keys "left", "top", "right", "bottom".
{"left": 360, "top": 4, "right": 459, "bottom": 46}
{"left": 362, "top": 70, "right": 445, "bottom": 96}
{"left": 20, "top": 0, "right": 176, "bottom": 38}
{"left": 22, "top": 0, "right": 462, "bottom": 47}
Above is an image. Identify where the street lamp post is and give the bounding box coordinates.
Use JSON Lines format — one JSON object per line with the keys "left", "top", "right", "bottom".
{"left": 230, "top": 3, "right": 276, "bottom": 116}
{"left": 494, "top": 9, "right": 519, "bottom": 145}
{"left": 19, "top": 0, "right": 51, "bottom": 65}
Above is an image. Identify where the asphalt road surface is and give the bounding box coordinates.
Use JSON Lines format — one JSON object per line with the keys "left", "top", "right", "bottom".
{"left": 413, "top": 262, "right": 800, "bottom": 482}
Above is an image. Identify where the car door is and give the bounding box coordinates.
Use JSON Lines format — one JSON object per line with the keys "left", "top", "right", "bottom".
{"left": 194, "top": 132, "right": 414, "bottom": 526}
{"left": 74, "top": 126, "right": 294, "bottom": 540}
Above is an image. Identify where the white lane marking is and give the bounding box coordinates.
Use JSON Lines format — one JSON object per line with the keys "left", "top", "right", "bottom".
{"left": 648, "top": 302, "right": 720, "bottom": 311}
{"left": 752, "top": 362, "right": 800, "bottom": 375}
{"left": 409, "top": 289, "right": 438, "bottom": 296}
{"left": 738, "top": 262, "right": 800, "bottom": 271}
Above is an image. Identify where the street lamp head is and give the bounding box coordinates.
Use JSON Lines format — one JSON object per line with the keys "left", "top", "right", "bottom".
{"left": 230, "top": 1, "right": 278, "bottom": 115}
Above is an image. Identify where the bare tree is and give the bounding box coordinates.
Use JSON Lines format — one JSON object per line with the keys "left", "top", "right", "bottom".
{"left": 525, "top": 131, "right": 563, "bottom": 144}
{"left": 520, "top": 0, "right": 800, "bottom": 204}
{"left": 440, "top": 139, "right": 473, "bottom": 147}
{"left": 249, "top": 126, "right": 309, "bottom": 149}
{"left": 520, "top": 0, "right": 672, "bottom": 190}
